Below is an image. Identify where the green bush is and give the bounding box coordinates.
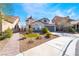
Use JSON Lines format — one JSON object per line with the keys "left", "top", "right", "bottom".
{"left": 0, "top": 32, "right": 2, "bottom": 35}
{"left": 68, "top": 27, "right": 76, "bottom": 33}
{"left": 0, "top": 28, "right": 13, "bottom": 40}
{"left": 0, "top": 35, "right": 6, "bottom": 40}
{"left": 28, "top": 25, "right": 33, "bottom": 33}
{"left": 4, "top": 28, "right": 13, "bottom": 38}
{"left": 0, "top": 32, "right": 6, "bottom": 40}
{"left": 45, "top": 32, "right": 52, "bottom": 38}
{"left": 42, "top": 27, "right": 49, "bottom": 34}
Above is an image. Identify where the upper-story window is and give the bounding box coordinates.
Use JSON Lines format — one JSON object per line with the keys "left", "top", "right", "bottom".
{"left": 44, "top": 20, "right": 47, "bottom": 22}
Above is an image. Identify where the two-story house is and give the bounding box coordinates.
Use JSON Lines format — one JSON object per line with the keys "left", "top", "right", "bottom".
{"left": 52, "top": 16, "right": 79, "bottom": 32}
{"left": 26, "top": 16, "right": 56, "bottom": 32}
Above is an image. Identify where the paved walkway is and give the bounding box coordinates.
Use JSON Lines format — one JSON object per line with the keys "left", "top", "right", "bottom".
{"left": 0, "top": 33, "right": 21, "bottom": 56}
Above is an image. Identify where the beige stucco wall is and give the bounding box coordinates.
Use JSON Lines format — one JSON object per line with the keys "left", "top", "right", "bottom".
{"left": 2, "top": 20, "right": 13, "bottom": 32}
{"left": 2, "top": 18, "right": 19, "bottom": 32}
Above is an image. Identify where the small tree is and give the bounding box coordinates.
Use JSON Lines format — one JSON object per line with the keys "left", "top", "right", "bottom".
{"left": 42, "top": 27, "right": 49, "bottom": 34}
{"left": 68, "top": 27, "right": 76, "bottom": 33}
{"left": 4, "top": 28, "right": 13, "bottom": 38}
{"left": 28, "top": 25, "right": 33, "bottom": 33}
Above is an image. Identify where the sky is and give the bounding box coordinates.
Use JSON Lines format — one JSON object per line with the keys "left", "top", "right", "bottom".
{"left": 0, "top": 3, "right": 79, "bottom": 26}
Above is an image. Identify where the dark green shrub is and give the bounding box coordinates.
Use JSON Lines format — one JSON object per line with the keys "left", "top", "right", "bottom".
{"left": 0, "top": 35, "right": 6, "bottom": 40}
{"left": 0, "top": 32, "right": 6, "bottom": 40}
{"left": 0, "top": 32, "right": 2, "bottom": 35}
{"left": 42, "top": 27, "right": 49, "bottom": 34}
{"left": 4, "top": 28, "right": 13, "bottom": 38}
{"left": 68, "top": 27, "right": 76, "bottom": 33}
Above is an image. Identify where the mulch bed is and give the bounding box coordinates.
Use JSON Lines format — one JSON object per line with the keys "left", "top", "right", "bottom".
{"left": 19, "top": 35, "right": 58, "bottom": 53}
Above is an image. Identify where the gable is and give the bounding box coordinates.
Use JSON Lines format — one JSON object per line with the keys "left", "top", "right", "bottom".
{"left": 52, "top": 16, "right": 70, "bottom": 26}
{"left": 31, "top": 21, "right": 45, "bottom": 28}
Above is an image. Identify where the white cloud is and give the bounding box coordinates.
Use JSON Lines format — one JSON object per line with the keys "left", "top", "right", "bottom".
{"left": 67, "top": 8, "right": 73, "bottom": 14}
{"left": 54, "top": 10, "right": 65, "bottom": 17}
{"left": 22, "top": 3, "right": 47, "bottom": 18}
{"left": 22, "top": 3, "right": 79, "bottom": 20}
{"left": 22, "top": 3, "right": 62, "bottom": 20}
{"left": 66, "top": 7, "right": 79, "bottom": 19}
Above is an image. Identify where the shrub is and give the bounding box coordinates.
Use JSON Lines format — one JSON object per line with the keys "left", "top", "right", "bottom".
{"left": 0, "top": 32, "right": 6, "bottom": 40}
{"left": 45, "top": 32, "right": 52, "bottom": 38}
{"left": 28, "top": 39, "right": 34, "bottom": 44}
{"left": 42, "top": 27, "right": 49, "bottom": 34}
{"left": 0, "top": 32, "right": 2, "bottom": 35}
{"left": 4, "top": 28, "right": 13, "bottom": 38}
{"left": 0, "top": 35, "right": 6, "bottom": 40}
{"left": 0, "top": 32, "right": 4, "bottom": 40}
{"left": 36, "top": 36, "right": 42, "bottom": 40}
{"left": 29, "top": 28, "right": 33, "bottom": 33}
{"left": 28, "top": 25, "right": 33, "bottom": 33}
{"left": 68, "top": 27, "right": 76, "bottom": 33}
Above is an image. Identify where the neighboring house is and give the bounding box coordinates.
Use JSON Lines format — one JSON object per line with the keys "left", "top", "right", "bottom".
{"left": 26, "top": 16, "right": 56, "bottom": 32}
{"left": 52, "top": 16, "right": 79, "bottom": 32}
{"left": 70, "top": 20, "right": 79, "bottom": 32}
{"left": 0, "top": 12, "right": 20, "bottom": 32}
{"left": 52, "top": 16, "right": 71, "bottom": 31}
